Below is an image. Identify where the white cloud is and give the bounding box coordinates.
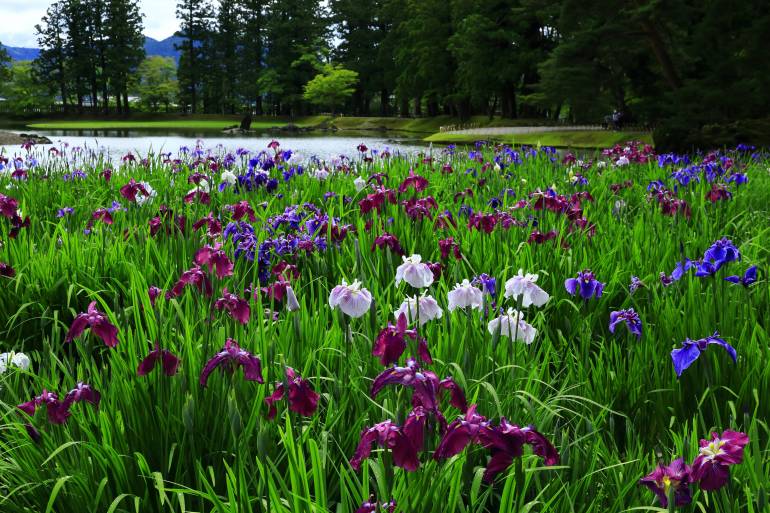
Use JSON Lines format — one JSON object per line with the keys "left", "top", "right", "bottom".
{"left": 0, "top": 0, "right": 178, "bottom": 47}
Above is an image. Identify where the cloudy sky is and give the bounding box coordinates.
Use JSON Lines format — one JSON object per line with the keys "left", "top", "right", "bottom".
{"left": 1, "top": 0, "right": 178, "bottom": 47}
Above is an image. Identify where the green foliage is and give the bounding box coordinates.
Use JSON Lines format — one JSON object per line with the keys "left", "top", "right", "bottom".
{"left": 0, "top": 61, "right": 55, "bottom": 113}
{"left": 0, "top": 141, "right": 768, "bottom": 512}
{"left": 133, "top": 57, "right": 178, "bottom": 112}
{"left": 303, "top": 65, "right": 359, "bottom": 114}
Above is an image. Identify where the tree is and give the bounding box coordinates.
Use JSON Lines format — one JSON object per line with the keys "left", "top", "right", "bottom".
{"left": 134, "top": 56, "right": 177, "bottom": 112}
{"left": 0, "top": 42, "right": 9, "bottom": 82}
{"left": 264, "top": 0, "right": 329, "bottom": 116}
{"left": 106, "top": 0, "right": 146, "bottom": 114}
{"left": 176, "top": 0, "right": 214, "bottom": 113}
{"left": 0, "top": 61, "right": 56, "bottom": 113}
{"left": 330, "top": 0, "right": 389, "bottom": 115}
{"left": 235, "top": 0, "right": 267, "bottom": 114}
{"left": 303, "top": 64, "right": 358, "bottom": 114}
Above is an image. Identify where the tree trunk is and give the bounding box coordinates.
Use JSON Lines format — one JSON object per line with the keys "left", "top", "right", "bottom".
{"left": 399, "top": 96, "right": 409, "bottom": 117}
{"left": 639, "top": 18, "right": 681, "bottom": 90}
{"left": 413, "top": 96, "right": 422, "bottom": 116}
{"left": 380, "top": 88, "right": 389, "bottom": 116}
{"left": 123, "top": 88, "right": 130, "bottom": 115}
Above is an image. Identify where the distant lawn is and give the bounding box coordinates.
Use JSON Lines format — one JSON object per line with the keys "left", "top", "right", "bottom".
{"left": 424, "top": 130, "right": 653, "bottom": 148}
{"left": 27, "top": 116, "right": 331, "bottom": 131}
{"left": 328, "top": 116, "right": 552, "bottom": 134}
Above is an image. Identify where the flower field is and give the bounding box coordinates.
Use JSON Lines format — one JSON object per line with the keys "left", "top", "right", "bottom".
{"left": 0, "top": 140, "right": 768, "bottom": 513}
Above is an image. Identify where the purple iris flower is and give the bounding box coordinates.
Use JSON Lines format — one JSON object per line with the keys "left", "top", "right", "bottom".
{"left": 477, "top": 418, "right": 560, "bottom": 482}
{"left": 473, "top": 273, "right": 497, "bottom": 298}
{"left": 671, "top": 258, "right": 697, "bottom": 281}
{"left": 659, "top": 272, "right": 674, "bottom": 287}
{"left": 356, "top": 496, "right": 396, "bottom": 513}
{"left": 194, "top": 244, "right": 234, "bottom": 280}
{"left": 639, "top": 458, "right": 693, "bottom": 507}
{"left": 18, "top": 390, "right": 70, "bottom": 424}
{"left": 65, "top": 301, "right": 119, "bottom": 348}
{"left": 372, "top": 313, "right": 431, "bottom": 366}
{"left": 137, "top": 343, "right": 181, "bottom": 376}
{"left": 629, "top": 276, "right": 644, "bottom": 293}
{"left": 433, "top": 405, "right": 489, "bottom": 459}
{"left": 214, "top": 288, "right": 251, "bottom": 324}
{"left": 691, "top": 430, "right": 749, "bottom": 490}
{"left": 609, "top": 309, "right": 642, "bottom": 339}
{"left": 62, "top": 382, "right": 101, "bottom": 410}
{"left": 671, "top": 332, "right": 736, "bottom": 378}
{"left": 371, "top": 359, "right": 467, "bottom": 420}
{"left": 564, "top": 270, "right": 604, "bottom": 299}
{"left": 350, "top": 407, "right": 427, "bottom": 471}
{"left": 200, "top": 338, "right": 263, "bottom": 387}
{"left": 57, "top": 207, "right": 74, "bottom": 218}
{"left": 724, "top": 265, "right": 757, "bottom": 287}
{"left": 702, "top": 238, "right": 741, "bottom": 271}
{"left": 264, "top": 367, "right": 320, "bottom": 419}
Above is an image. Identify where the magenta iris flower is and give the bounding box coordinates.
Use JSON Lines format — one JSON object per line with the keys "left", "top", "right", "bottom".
{"left": 214, "top": 288, "right": 251, "bottom": 324}
{"left": 194, "top": 244, "right": 234, "bottom": 280}
{"left": 371, "top": 359, "right": 466, "bottom": 417}
{"left": 371, "top": 232, "right": 404, "bottom": 256}
{"left": 193, "top": 213, "right": 223, "bottom": 237}
{"left": 671, "top": 331, "right": 736, "bottom": 377}
{"left": 434, "top": 405, "right": 489, "bottom": 459}
{"left": 229, "top": 200, "right": 257, "bottom": 222}
{"left": 372, "top": 313, "right": 431, "bottom": 366}
{"left": 350, "top": 407, "right": 427, "bottom": 471}
{"left": 564, "top": 270, "right": 604, "bottom": 299}
{"left": 356, "top": 496, "right": 396, "bottom": 513}
{"left": 148, "top": 286, "right": 162, "bottom": 307}
{"left": 609, "top": 309, "right": 642, "bottom": 339}
{"left": 166, "top": 265, "right": 213, "bottom": 299}
{"left": 200, "top": 338, "right": 263, "bottom": 387}
{"left": 18, "top": 390, "right": 70, "bottom": 424}
{"left": 62, "top": 382, "right": 101, "bottom": 410}
{"left": 65, "top": 301, "right": 119, "bottom": 348}
{"left": 119, "top": 178, "right": 150, "bottom": 202}
{"left": 478, "top": 418, "right": 560, "bottom": 482}
{"left": 398, "top": 170, "right": 429, "bottom": 193}
{"left": 18, "top": 383, "right": 100, "bottom": 426}
{"left": 639, "top": 458, "right": 693, "bottom": 507}
{"left": 0, "top": 262, "right": 15, "bottom": 278}
{"left": 724, "top": 265, "right": 757, "bottom": 287}
{"left": 184, "top": 189, "right": 211, "bottom": 205}
{"left": 438, "top": 237, "right": 462, "bottom": 260}
{"left": 137, "top": 343, "right": 181, "bottom": 376}
{"left": 264, "top": 367, "right": 320, "bottom": 419}
{"left": 691, "top": 430, "right": 749, "bottom": 490}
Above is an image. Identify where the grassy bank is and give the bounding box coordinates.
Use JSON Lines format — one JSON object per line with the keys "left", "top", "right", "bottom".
{"left": 25, "top": 115, "right": 566, "bottom": 134}
{"left": 424, "top": 129, "right": 653, "bottom": 148}
{"left": 26, "top": 115, "right": 331, "bottom": 131}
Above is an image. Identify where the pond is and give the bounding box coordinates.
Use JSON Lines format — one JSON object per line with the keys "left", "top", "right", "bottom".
{"left": 0, "top": 128, "right": 433, "bottom": 163}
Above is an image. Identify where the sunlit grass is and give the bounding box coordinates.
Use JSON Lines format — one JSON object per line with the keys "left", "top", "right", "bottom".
{"left": 0, "top": 140, "right": 767, "bottom": 512}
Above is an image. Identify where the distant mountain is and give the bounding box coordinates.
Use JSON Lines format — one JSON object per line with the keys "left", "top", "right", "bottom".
{"left": 2, "top": 35, "right": 181, "bottom": 62}
{"left": 143, "top": 35, "right": 183, "bottom": 61}
{"left": 2, "top": 46, "right": 40, "bottom": 61}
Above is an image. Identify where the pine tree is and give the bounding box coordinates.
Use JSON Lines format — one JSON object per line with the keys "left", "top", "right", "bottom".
{"left": 175, "top": 0, "right": 214, "bottom": 113}
{"left": 106, "top": 0, "right": 145, "bottom": 114}
{"left": 34, "top": 2, "right": 70, "bottom": 112}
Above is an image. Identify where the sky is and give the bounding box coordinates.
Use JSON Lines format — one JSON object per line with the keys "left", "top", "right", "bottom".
{"left": 0, "top": 0, "right": 178, "bottom": 47}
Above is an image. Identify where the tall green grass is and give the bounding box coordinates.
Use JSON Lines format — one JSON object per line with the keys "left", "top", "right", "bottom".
{"left": 0, "top": 142, "right": 768, "bottom": 512}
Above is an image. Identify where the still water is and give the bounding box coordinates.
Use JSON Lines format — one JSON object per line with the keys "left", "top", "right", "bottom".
{"left": 1, "top": 129, "right": 432, "bottom": 162}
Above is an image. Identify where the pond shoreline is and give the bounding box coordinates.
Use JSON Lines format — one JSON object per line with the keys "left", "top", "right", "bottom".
{"left": 0, "top": 130, "right": 52, "bottom": 145}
